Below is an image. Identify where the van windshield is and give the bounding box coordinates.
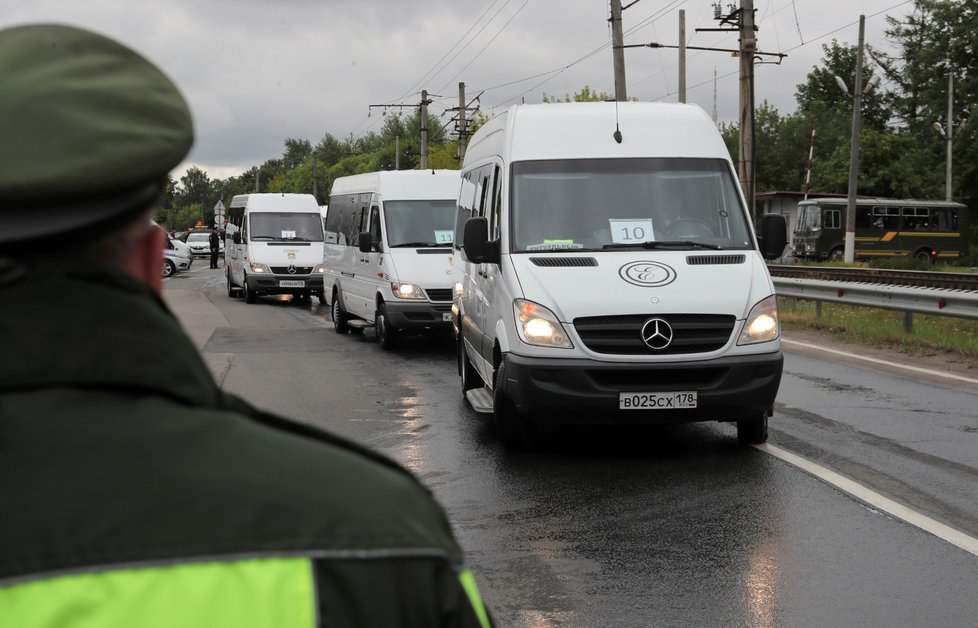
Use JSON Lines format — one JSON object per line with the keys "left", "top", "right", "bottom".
{"left": 384, "top": 200, "right": 456, "bottom": 247}
{"left": 249, "top": 212, "right": 324, "bottom": 241}
{"left": 511, "top": 158, "right": 752, "bottom": 252}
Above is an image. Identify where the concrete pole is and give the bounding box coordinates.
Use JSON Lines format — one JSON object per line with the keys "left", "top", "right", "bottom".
{"left": 458, "top": 82, "right": 468, "bottom": 165}
{"left": 678, "top": 10, "right": 686, "bottom": 103}
{"left": 312, "top": 150, "right": 318, "bottom": 200}
{"left": 611, "top": 0, "right": 627, "bottom": 101}
{"left": 420, "top": 89, "right": 429, "bottom": 170}
{"left": 844, "top": 15, "right": 865, "bottom": 264}
{"left": 395, "top": 136, "right": 400, "bottom": 171}
{"left": 738, "top": 0, "right": 756, "bottom": 219}
{"left": 946, "top": 70, "right": 953, "bottom": 201}
{"left": 255, "top": 166, "right": 260, "bottom": 193}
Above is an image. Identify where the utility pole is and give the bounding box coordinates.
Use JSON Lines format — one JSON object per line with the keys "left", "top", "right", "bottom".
{"left": 611, "top": 0, "right": 627, "bottom": 101}
{"left": 738, "top": 0, "right": 757, "bottom": 220}
{"left": 944, "top": 69, "right": 953, "bottom": 201}
{"left": 395, "top": 136, "right": 400, "bottom": 170}
{"left": 678, "top": 9, "right": 687, "bottom": 103}
{"left": 420, "top": 89, "right": 429, "bottom": 170}
{"left": 311, "top": 150, "right": 319, "bottom": 201}
{"left": 255, "top": 166, "right": 260, "bottom": 193}
{"left": 458, "top": 82, "right": 469, "bottom": 165}
{"left": 843, "top": 15, "right": 866, "bottom": 263}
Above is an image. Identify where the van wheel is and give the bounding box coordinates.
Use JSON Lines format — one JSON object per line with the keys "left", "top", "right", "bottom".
{"left": 376, "top": 303, "right": 397, "bottom": 349}
{"left": 459, "top": 336, "right": 481, "bottom": 397}
{"left": 331, "top": 291, "right": 350, "bottom": 334}
{"left": 243, "top": 275, "right": 256, "bottom": 303}
{"left": 493, "top": 361, "right": 536, "bottom": 449}
{"left": 226, "top": 269, "right": 239, "bottom": 298}
{"left": 736, "top": 413, "right": 768, "bottom": 445}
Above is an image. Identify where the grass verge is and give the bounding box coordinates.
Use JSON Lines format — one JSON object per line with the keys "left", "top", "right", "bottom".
{"left": 778, "top": 297, "right": 978, "bottom": 369}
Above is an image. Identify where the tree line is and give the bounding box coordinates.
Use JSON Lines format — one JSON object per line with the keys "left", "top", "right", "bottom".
{"left": 161, "top": 0, "right": 976, "bottom": 242}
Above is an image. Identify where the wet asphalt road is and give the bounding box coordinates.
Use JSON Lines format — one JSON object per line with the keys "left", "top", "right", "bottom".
{"left": 165, "top": 266, "right": 978, "bottom": 627}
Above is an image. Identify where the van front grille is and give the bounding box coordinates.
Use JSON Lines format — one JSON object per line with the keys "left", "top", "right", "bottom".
{"left": 270, "top": 266, "right": 314, "bottom": 275}
{"left": 686, "top": 255, "right": 746, "bottom": 265}
{"left": 573, "top": 314, "right": 736, "bottom": 355}
{"left": 424, "top": 288, "right": 453, "bottom": 302}
{"left": 529, "top": 257, "right": 599, "bottom": 267}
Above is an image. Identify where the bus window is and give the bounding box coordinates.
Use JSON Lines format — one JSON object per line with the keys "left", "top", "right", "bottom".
{"left": 824, "top": 209, "right": 842, "bottom": 230}
{"left": 871, "top": 207, "right": 900, "bottom": 230}
{"left": 902, "top": 207, "right": 929, "bottom": 231}
{"left": 935, "top": 208, "right": 959, "bottom": 231}
{"left": 856, "top": 206, "right": 875, "bottom": 229}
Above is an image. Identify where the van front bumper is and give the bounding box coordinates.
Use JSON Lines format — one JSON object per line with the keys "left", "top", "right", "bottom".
{"left": 384, "top": 301, "right": 454, "bottom": 332}
{"left": 500, "top": 351, "right": 783, "bottom": 425}
{"left": 246, "top": 274, "right": 324, "bottom": 295}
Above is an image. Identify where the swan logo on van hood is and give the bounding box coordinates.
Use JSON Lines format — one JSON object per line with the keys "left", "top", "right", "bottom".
{"left": 619, "top": 261, "right": 677, "bottom": 287}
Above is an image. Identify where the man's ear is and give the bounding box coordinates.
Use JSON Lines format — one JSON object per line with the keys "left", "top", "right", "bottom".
{"left": 126, "top": 226, "right": 165, "bottom": 294}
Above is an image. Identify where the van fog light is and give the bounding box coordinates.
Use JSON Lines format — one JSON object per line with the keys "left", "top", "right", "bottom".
{"left": 738, "top": 295, "right": 780, "bottom": 345}
{"left": 514, "top": 299, "right": 572, "bottom": 349}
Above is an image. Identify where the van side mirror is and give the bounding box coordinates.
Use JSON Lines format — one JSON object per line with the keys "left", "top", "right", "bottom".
{"left": 358, "top": 232, "right": 373, "bottom": 253}
{"left": 462, "top": 217, "right": 500, "bottom": 264}
{"left": 232, "top": 232, "right": 241, "bottom": 245}
{"left": 758, "top": 214, "right": 787, "bottom": 260}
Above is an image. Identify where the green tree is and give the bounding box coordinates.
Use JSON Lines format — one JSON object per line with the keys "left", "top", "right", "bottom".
{"left": 543, "top": 85, "right": 614, "bottom": 102}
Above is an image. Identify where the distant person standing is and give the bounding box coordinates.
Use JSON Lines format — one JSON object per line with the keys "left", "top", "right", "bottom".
{"left": 209, "top": 228, "right": 221, "bottom": 268}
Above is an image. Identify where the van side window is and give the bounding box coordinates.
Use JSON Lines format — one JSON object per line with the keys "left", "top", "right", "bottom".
{"left": 490, "top": 165, "right": 502, "bottom": 240}
{"left": 325, "top": 193, "right": 352, "bottom": 245}
{"left": 368, "top": 205, "right": 382, "bottom": 244}
{"left": 454, "top": 171, "right": 478, "bottom": 250}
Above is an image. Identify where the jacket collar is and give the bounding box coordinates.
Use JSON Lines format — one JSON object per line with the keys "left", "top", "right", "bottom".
{"left": 0, "top": 262, "right": 221, "bottom": 408}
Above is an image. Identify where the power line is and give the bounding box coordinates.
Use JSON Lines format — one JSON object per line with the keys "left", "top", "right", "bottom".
{"left": 436, "top": 0, "right": 533, "bottom": 94}
{"left": 394, "top": 0, "right": 506, "bottom": 103}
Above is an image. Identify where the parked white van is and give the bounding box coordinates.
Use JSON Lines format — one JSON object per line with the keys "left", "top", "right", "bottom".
{"left": 453, "top": 102, "right": 787, "bottom": 447}
{"left": 225, "top": 193, "right": 325, "bottom": 303}
{"left": 323, "top": 170, "right": 459, "bottom": 348}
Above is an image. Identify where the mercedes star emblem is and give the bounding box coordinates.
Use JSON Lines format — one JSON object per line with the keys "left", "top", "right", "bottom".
{"left": 287, "top": 264, "right": 297, "bottom": 274}
{"left": 641, "top": 318, "right": 673, "bottom": 350}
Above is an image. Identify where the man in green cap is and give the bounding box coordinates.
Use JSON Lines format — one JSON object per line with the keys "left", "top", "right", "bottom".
{"left": 0, "top": 24, "right": 491, "bottom": 628}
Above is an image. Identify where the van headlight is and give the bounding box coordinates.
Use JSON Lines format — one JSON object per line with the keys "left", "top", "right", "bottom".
{"left": 513, "top": 299, "right": 573, "bottom": 348}
{"left": 738, "top": 295, "right": 780, "bottom": 345}
{"left": 313, "top": 263, "right": 325, "bottom": 273}
{"left": 391, "top": 282, "right": 425, "bottom": 300}
{"left": 250, "top": 263, "right": 272, "bottom": 274}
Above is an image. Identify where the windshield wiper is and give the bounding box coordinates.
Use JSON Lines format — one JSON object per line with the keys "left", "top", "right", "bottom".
{"left": 602, "top": 240, "right": 723, "bottom": 250}
{"left": 391, "top": 241, "right": 444, "bottom": 248}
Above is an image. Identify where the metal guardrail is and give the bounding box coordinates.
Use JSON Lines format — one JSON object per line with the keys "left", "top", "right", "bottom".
{"left": 768, "top": 265, "right": 978, "bottom": 291}
{"left": 772, "top": 277, "right": 978, "bottom": 322}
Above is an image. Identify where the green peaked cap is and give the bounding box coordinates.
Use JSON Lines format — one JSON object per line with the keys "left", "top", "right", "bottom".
{"left": 0, "top": 23, "right": 193, "bottom": 245}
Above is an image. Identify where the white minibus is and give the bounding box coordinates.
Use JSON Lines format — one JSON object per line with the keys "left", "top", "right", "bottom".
{"left": 225, "top": 193, "right": 325, "bottom": 303}
{"left": 323, "top": 170, "right": 459, "bottom": 349}
{"left": 453, "top": 102, "right": 787, "bottom": 447}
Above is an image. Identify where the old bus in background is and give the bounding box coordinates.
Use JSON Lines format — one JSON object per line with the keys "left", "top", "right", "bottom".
{"left": 792, "top": 198, "right": 968, "bottom": 263}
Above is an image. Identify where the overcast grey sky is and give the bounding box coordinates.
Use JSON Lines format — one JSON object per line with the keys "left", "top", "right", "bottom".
{"left": 2, "top": 0, "right": 915, "bottom": 180}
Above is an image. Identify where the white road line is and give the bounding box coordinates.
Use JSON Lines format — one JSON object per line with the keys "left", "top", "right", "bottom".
{"left": 782, "top": 338, "right": 978, "bottom": 385}
{"left": 756, "top": 443, "right": 978, "bottom": 557}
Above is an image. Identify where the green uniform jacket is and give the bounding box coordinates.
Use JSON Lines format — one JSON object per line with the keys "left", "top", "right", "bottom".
{"left": 0, "top": 262, "right": 491, "bottom": 628}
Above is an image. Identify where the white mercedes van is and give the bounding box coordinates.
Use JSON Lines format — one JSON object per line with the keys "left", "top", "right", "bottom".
{"left": 225, "top": 193, "right": 325, "bottom": 303}
{"left": 323, "top": 170, "right": 460, "bottom": 349}
{"left": 453, "top": 102, "right": 787, "bottom": 447}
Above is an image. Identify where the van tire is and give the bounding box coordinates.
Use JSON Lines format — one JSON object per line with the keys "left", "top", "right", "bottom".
{"left": 459, "top": 336, "right": 480, "bottom": 396}
{"left": 243, "top": 275, "right": 256, "bottom": 303}
{"left": 331, "top": 291, "right": 349, "bottom": 334}
{"left": 226, "top": 269, "right": 239, "bottom": 298}
{"left": 493, "top": 361, "right": 534, "bottom": 449}
{"left": 376, "top": 303, "right": 397, "bottom": 349}
{"left": 736, "top": 413, "right": 768, "bottom": 445}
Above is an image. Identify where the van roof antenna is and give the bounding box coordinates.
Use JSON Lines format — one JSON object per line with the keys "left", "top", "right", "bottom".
{"left": 613, "top": 99, "right": 623, "bottom": 144}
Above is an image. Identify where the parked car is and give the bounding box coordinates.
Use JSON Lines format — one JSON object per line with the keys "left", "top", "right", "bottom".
{"left": 185, "top": 230, "right": 223, "bottom": 257}
{"left": 163, "top": 235, "right": 192, "bottom": 277}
